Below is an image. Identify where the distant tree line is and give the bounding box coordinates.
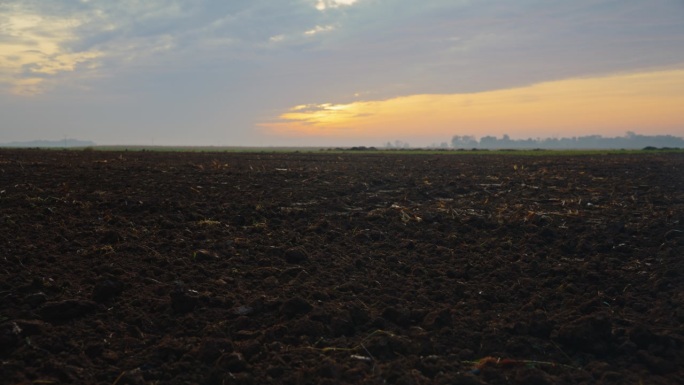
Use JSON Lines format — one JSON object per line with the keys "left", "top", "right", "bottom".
{"left": 385, "top": 140, "right": 411, "bottom": 149}
{"left": 447, "top": 132, "right": 684, "bottom": 149}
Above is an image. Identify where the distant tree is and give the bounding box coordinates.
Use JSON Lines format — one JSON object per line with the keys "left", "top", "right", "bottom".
{"left": 446, "top": 132, "right": 684, "bottom": 149}
{"left": 479, "top": 136, "right": 498, "bottom": 148}
{"left": 451, "top": 135, "right": 478, "bottom": 148}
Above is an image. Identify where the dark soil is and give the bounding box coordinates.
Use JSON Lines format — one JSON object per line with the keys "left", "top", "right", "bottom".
{"left": 1, "top": 149, "right": 683, "bottom": 384}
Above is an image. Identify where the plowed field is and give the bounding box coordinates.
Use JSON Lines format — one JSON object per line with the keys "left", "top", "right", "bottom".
{"left": 1, "top": 149, "right": 682, "bottom": 384}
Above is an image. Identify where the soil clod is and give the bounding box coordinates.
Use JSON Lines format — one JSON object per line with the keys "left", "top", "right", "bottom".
{"left": 284, "top": 247, "right": 309, "bottom": 264}
{"left": 92, "top": 279, "right": 124, "bottom": 302}
{"left": 38, "top": 300, "right": 97, "bottom": 323}
{"left": 280, "top": 296, "right": 313, "bottom": 318}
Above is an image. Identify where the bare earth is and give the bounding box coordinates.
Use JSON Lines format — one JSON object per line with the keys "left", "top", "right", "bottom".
{"left": 1, "top": 149, "right": 682, "bottom": 384}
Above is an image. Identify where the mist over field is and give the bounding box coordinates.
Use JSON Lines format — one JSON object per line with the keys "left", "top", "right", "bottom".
{"left": 3, "top": 132, "right": 683, "bottom": 151}
{"left": 442, "top": 132, "right": 684, "bottom": 150}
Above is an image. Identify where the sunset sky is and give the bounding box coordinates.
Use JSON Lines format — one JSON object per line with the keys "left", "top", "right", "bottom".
{"left": 1, "top": 0, "right": 683, "bottom": 147}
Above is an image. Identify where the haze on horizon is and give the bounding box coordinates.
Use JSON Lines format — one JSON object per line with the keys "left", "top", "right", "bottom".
{"left": 1, "top": 0, "right": 683, "bottom": 147}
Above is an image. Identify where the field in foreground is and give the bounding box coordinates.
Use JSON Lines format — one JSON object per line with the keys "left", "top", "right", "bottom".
{"left": 1, "top": 150, "right": 682, "bottom": 384}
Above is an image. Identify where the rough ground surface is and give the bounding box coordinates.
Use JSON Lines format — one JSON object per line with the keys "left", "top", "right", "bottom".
{"left": 1, "top": 149, "right": 683, "bottom": 385}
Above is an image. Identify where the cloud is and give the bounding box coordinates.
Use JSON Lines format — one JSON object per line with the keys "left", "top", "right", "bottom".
{"left": 262, "top": 68, "right": 684, "bottom": 142}
{"left": 235, "top": 0, "right": 684, "bottom": 112}
{"left": 305, "top": 25, "right": 336, "bottom": 35}
{"left": 321, "top": 0, "right": 684, "bottom": 95}
{"left": 315, "top": 0, "right": 360, "bottom": 11}
{"left": 0, "top": 1, "right": 323, "bottom": 94}
{"left": 4, "top": 0, "right": 683, "bottom": 97}
{"left": 0, "top": 5, "right": 103, "bottom": 94}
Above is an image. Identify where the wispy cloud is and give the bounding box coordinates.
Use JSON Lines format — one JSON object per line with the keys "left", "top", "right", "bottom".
{"left": 0, "top": 6, "right": 101, "bottom": 94}
{"left": 305, "top": 25, "right": 336, "bottom": 36}
{"left": 0, "top": 0, "right": 357, "bottom": 95}
{"left": 0, "top": 1, "right": 194, "bottom": 94}
{"left": 4, "top": 0, "right": 683, "bottom": 97}
{"left": 315, "top": 0, "right": 360, "bottom": 11}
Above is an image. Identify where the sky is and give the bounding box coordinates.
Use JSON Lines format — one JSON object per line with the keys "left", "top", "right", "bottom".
{"left": 1, "top": 0, "right": 684, "bottom": 147}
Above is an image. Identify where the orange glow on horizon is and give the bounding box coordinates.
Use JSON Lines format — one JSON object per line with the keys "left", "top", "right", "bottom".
{"left": 261, "top": 68, "right": 684, "bottom": 141}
